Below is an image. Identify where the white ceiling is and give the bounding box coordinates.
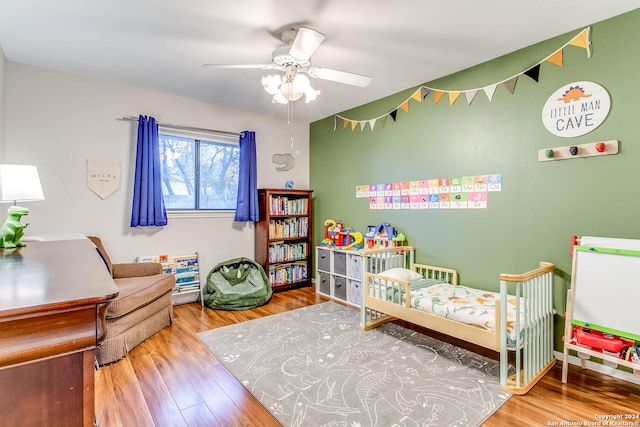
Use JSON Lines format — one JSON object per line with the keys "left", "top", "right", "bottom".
{"left": 1, "top": 1, "right": 639, "bottom": 124}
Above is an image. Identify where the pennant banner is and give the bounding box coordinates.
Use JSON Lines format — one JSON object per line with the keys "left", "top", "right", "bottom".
{"left": 335, "top": 27, "right": 591, "bottom": 132}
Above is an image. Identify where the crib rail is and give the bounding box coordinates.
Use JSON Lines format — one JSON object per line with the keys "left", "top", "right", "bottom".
{"left": 359, "top": 246, "right": 414, "bottom": 329}
{"left": 359, "top": 246, "right": 414, "bottom": 274}
{"left": 413, "top": 264, "right": 458, "bottom": 285}
{"left": 499, "top": 261, "right": 556, "bottom": 395}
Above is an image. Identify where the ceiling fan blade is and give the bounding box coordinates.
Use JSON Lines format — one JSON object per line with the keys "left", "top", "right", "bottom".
{"left": 307, "top": 66, "right": 372, "bottom": 87}
{"left": 289, "top": 27, "right": 325, "bottom": 61}
{"left": 201, "top": 64, "right": 277, "bottom": 70}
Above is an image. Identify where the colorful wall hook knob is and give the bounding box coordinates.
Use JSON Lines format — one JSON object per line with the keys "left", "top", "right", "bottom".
{"left": 569, "top": 146, "right": 579, "bottom": 155}
{"left": 545, "top": 149, "right": 554, "bottom": 158}
{"left": 595, "top": 142, "right": 605, "bottom": 152}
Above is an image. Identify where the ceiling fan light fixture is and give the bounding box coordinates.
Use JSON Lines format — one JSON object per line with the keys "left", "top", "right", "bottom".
{"left": 304, "top": 88, "right": 321, "bottom": 103}
{"left": 261, "top": 74, "right": 282, "bottom": 96}
{"left": 262, "top": 68, "right": 321, "bottom": 104}
{"left": 205, "top": 25, "right": 372, "bottom": 110}
{"left": 279, "top": 81, "right": 304, "bottom": 102}
{"left": 292, "top": 74, "right": 310, "bottom": 93}
{"left": 271, "top": 91, "right": 289, "bottom": 104}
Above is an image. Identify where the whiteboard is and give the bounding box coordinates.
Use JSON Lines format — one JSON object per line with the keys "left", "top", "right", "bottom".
{"left": 571, "top": 236, "right": 640, "bottom": 340}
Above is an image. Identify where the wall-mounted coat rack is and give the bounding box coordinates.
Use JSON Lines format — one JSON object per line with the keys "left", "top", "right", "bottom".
{"left": 538, "top": 140, "right": 618, "bottom": 162}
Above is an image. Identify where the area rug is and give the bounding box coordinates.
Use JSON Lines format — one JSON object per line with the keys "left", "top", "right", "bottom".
{"left": 197, "top": 302, "right": 511, "bottom": 427}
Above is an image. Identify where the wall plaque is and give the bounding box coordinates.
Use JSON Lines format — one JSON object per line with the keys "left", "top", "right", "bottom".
{"left": 541, "top": 81, "right": 610, "bottom": 138}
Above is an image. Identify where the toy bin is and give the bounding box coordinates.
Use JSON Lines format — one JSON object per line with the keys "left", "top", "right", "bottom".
{"left": 317, "top": 248, "right": 330, "bottom": 271}
{"left": 348, "top": 254, "right": 361, "bottom": 279}
{"left": 576, "top": 344, "right": 591, "bottom": 359}
{"left": 333, "top": 276, "right": 347, "bottom": 300}
{"left": 317, "top": 272, "right": 330, "bottom": 295}
{"left": 601, "top": 350, "right": 619, "bottom": 368}
{"left": 334, "top": 251, "right": 347, "bottom": 275}
{"left": 348, "top": 279, "right": 362, "bottom": 306}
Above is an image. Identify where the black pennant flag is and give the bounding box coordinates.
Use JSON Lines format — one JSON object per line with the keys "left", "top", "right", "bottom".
{"left": 390, "top": 110, "right": 398, "bottom": 121}
{"left": 524, "top": 65, "right": 541, "bottom": 82}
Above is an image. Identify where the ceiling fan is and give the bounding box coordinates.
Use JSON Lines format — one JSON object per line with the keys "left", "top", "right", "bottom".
{"left": 202, "top": 26, "right": 372, "bottom": 104}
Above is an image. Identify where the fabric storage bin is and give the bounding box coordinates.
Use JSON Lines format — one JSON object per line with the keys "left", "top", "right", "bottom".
{"left": 317, "top": 271, "right": 330, "bottom": 295}
{"left": 348, "top": 253, "right": 361, "bottom": 279}
{"left": 366, "top": 257, "right": 387, "bottom": 274}
{"left": 334, "top": 275, "right": 347, "bottom": 300}
{"left": 317, "top": 248, "right": 330, "bottom": 272}
{"left": 334, "top": 251, "right": 347, "bottom": 275}
{"left": 348, "top": 279, "right": 362, "bottom": 305}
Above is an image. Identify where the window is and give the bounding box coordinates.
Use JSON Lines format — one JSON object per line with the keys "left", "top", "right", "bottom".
{"left": 159, "top": 129, "right": 239, "bottom": 210}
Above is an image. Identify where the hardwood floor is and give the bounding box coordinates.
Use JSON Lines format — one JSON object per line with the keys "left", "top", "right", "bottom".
{"left": 95, "top": 287, "right": 640, "bottom": 426}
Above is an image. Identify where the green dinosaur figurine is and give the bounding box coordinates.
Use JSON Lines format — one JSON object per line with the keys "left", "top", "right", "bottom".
{"left": 0, "top": 205, "right": 30, "bottom": 249}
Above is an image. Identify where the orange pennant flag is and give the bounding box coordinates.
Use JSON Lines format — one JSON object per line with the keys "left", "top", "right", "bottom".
{"left": 448, "top": 91, "right": 461, "bottom": 106}
{"left": 569, "top": 28, "right": 588, "bottom": 49}
{"left": 343, "top": 119, "right": 349, "bottom": 129}
{"left": 411, "top": 89, "right": 422, "bottom": 102}
{"left": 568, "top": 28, "right": 591, "bottom": 57}
{"left": 351, "top": 121, "right": 357, "bottom": 131}
{"left": 400, "top": 100, "right": 410, "bottom": 112}
{"left": 546, "top": 49, "right": 564, "bottom": 67}
{"left": 433, "top": 91, "right": 445, "bottom": 105}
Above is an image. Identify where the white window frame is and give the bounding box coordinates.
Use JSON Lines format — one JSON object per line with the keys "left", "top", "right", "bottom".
{"left": 159, "top": 126, "right": 239, "bottom": 219}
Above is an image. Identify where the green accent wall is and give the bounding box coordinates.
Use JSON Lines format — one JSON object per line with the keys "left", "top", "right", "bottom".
{"left": 310, "top": 9, "right": 640, "bottom": 348}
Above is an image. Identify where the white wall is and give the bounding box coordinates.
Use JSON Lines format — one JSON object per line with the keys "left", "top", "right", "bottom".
{"left": 4, "top": 62, "right": 310, "bottom": 274}
{"left": 0, "top": 46, "right": 6, "bottom": 162}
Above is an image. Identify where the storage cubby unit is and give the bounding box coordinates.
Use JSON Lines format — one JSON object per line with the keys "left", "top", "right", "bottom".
{"left": 315, "top": 248, "right": 365, "bottom": 307}
{"left": 316, "top": 246, "right": 408, "bottom": 307}
{"left": 255, "top": 188, "right": 313, "bottom": 292}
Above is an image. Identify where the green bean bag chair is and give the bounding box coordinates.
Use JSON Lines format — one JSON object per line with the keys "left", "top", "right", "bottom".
{"left": 203, "top": 257, "right": 272, "bottom": 310}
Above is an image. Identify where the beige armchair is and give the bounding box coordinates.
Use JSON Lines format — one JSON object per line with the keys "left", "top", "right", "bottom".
{"left": 88, "top": 236, "right": 175, "bottom": 365}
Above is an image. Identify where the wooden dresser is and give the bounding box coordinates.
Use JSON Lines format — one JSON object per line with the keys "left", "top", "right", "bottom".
{"left": 0, "top": 239, "right": 119, "bottom": 426}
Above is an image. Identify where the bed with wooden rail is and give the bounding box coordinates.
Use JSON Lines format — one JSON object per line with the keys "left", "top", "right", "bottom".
{"left": 358, "top": 246, "right": 556, "bottom": 395}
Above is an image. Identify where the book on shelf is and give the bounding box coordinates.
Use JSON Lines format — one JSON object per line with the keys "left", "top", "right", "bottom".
{"left": 268, "top": 195, "right": 309, "bottom": 216}
{"left": 268, "top": 241, "right": 308, "bottom": 263}
{"left": 136, "top": 253, "right": 200, "bottom": 292}
{"left": 269, "top": 260, "right": 308, "bottom": 285}
{"left": 268, "top": 217, "right": 309, "bottom": 239}
{"left": 174, "top": 284, "right": 201, "bottom": 293}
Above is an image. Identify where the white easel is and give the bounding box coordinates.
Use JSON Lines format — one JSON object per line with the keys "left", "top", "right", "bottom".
{"left": 562, "top": 236, "right": 640, "bottom": 383}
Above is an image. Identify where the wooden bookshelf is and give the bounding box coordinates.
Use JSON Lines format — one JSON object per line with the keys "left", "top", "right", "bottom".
{"left": 255, "top": 188, "right": 313, "bottom": 292}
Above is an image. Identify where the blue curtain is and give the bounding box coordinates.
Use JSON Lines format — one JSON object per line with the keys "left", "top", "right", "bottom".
{"left": 234, "top": 130, "right": 259, "bottom": 222}
{"left": 130, "top": 115, "right": 167, "bottom": 227}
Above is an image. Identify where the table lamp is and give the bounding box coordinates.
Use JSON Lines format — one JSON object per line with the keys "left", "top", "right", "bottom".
{"left": 0, "top": 164, "right": 45, "bottom": 248}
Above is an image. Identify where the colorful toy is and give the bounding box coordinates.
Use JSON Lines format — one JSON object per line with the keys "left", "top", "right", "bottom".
{"left": 341, "top": 230, "right": 363, "bottom": 250}
{"left": 573, "top": 326, "right": 634, "bottom": 354}
{"left": 364, "top": 225, "right": 376, "bottom": 238}
{"left": 365, "top": 222, "right": 406, "bottom": 249}
{"left": 319, "top": 220, "right": 403, "bottom": 251}
{"left": 0, "top": 205, "right": 30, "bottom": 249}
{"left": 320, "top": 219, "right": 363, "bottom": 250}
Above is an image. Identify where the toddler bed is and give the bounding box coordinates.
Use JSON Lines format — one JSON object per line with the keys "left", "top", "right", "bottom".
{"left": 359, "top": 246, "right": 555, "bottom": 395}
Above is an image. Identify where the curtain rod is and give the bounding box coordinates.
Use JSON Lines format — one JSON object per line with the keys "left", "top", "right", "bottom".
{"left": 118, "top": 116, "right": 241, "bottom": 138}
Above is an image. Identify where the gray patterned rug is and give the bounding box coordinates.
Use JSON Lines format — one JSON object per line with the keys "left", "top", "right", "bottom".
{"left": 197, "top": 302, "right": 511, "bottom": 427}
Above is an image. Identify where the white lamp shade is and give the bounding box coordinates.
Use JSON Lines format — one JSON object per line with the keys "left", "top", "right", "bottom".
{"left": 279, "top": 81, "right": 304, "bottom": 102}
{"left": 261, "top": 74, "right": 282, "bottom": 96}
{"left": 0, "top": 164, "right": 45, "bottom": 203}
{"left": 262, "top": 68, "right": 321, "bottom": 104}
